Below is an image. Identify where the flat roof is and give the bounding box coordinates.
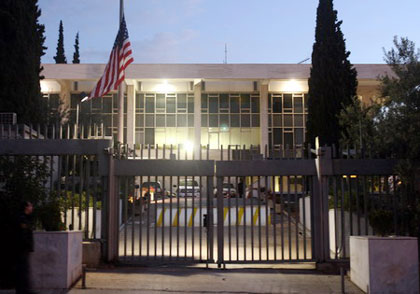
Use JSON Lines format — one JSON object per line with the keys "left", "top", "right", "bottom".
{"left": 41, "top": 63, "right": 393, "bottom": 81}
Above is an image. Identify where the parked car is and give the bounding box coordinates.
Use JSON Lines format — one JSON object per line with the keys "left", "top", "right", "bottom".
{"left": 213, "top": 183, "right": 237, "bottom": 197}
{"left": 176, "top": 178, "right": 201, "bottom": 197}
{"left": 140, "top": 181, "right": 166, "bottom": 201}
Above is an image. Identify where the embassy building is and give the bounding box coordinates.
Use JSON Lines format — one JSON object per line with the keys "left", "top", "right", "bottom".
{"left": 40, "top": 64, "right": 391, "bottom": 153}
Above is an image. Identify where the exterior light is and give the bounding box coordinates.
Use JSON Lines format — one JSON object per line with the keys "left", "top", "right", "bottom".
{"left": 184, "top": 140, "right": 194, "bottom": 153}
{"left": 154, "top": 80, "right": 175, "bottom": 93}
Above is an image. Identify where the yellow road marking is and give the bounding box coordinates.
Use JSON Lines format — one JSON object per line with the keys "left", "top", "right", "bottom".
{"left": 223, "top": 207, "right": 229, "bottom": 222}
{"left": 157, "top": 208, "right": 166, "bottom": 227}
{"left": 172, "top": 208, "right": 182, "bottom": 227}
{"left": 188, "top": 208, "right": 198, "bottom": 227}
{"left": 253, "top": 207, "right": 260, "bottom": 225}
{"left": 237, "top": 207, "right": 244, "bottom": 225}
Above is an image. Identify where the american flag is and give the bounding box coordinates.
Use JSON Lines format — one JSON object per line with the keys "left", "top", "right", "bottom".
{"left": 82, "top": 16, "right": 133, "bottom": 102}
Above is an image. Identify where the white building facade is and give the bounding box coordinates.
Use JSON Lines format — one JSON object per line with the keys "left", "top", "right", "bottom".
{"left": 40, "top": 64, "right": 391, "bottom": 153}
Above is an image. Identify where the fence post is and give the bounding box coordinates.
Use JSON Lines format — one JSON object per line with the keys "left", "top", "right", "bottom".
{"left": 105, "top": 155, "right": 119, "bottom": 262}
{"left": 313, "top": 145, "right": 333, "bottom": 263}
{"left": 216, "top": 176, "right": 224, "bottom": 267}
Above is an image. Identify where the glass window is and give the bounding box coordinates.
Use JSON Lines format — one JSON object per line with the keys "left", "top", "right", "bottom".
{"left": 201, "top": 114, "right": 208, "bottom": 127}
{"left": 136, "top": 93, "right": 144, "bottom": 109}
{"left": 92, "top": 96, "right": 101, "bottom": 109}
{"left": 268, "top": 114, "right": 272, "bottom": 127}
{"left": 251, "top": 96, "right": 259, "bottom": 113}
{"left": 177, "top": 114, "right": 187, "bottom": 127}
{"left": 145, "top": 114, "right": 154, "bottom": 127}
{"left": 156, "top": 94, "right": 165, "bottom": 109}
{"left": 273, "top": 128, "right": 282, "bottom": 145}
{"left": 135, "top": 114, "right": 144, "bottom": 127}
{"left": 284, "top": 94, "right": 293, "bottom": 109}
{"left": 166, "top": 96, "right": 175, "bottom": 113}
{"left": 273, "top": 96, "right": 282, "bottom": 113}
{"left": 273, "top": 115, "right": 282, "bottom": 127}
{"left": 294, "top": 115, "right": 304, "bottom": 127}
{"left": 295, "top": 128, "right": 304, "bottom": 145}
{"left": 294, "top": 96, "right": 303, "bottom": 112}
{"left": 209, "top": 115, "right": 218, "bottom": 127}
{"left": 209, "top": 97, "right": 218, "bottom": 113}
{"left": 220, "top": 114, "right": 229, "bottom": 128}
{"left": 188, "top": 96, "right": 194, "bottom": 113}
{"left": 103, "top": 96, "right": 112, "bottom": 113}
{"left": 241, "top": 114, "right": 250, "bottom": 127}
{"left": 188, "top": 114, "right": 194, "bottom": 127}
{"left": 304, "top": 94, "right": 308, "bottom": 111}
{"left": 177, "top": 94, "right": 187, "bottom": 109}
{"left": 104, "top": 115, "right": 112, "bottom": 136}
{"left": 251, "top": 114, "right": 260, "bottom": 127}
{"left": 241, "top": 94, "right": 250, "bottom": 109}
{"left": 230, "top": 114, "right": 239, "bottom": 127}
{"left": 268, "top": 94, "right": 272, "bottom": 109}
{"left": 284, "top": 114, "right": 293, "bottom": 127}
{"left": 145, "top": 128, "right": 154, "bottom": 145}
{"left": 146, "top": 97, "right": 154, "bottom": 113}
{"left": 71, "top": 94, "right": 79, "bottom": 109}
{"left": 113, "top": 94, "right": 118, "bottom": 108}
{"left": 156, "top": 114, "right": 165, "bottom": 127}
{"left": 201, "top": 94, "right": 208, "bottom": 109}
{"left": 284, "top": 132, "right": 293, "bottom": 147}
{"left": 220, "top": 94, "right": 229, "bottom": 108}
{"left": 230, "top": 96, "right": 240, "bottom": 113}
{"left": 166, "top": 114, "right": 175, "bottom": 127}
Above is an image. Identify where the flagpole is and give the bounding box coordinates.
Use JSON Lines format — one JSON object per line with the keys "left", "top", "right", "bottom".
{"left": 117, "top": 0, "right": 124, "bottom": 144}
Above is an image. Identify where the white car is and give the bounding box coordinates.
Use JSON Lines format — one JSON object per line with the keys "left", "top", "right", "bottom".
{"left": 213, "top": 183, "right": 237, "bottom": 197}
{"left": 176, "top": 178, "right": 201, "bottom": 197}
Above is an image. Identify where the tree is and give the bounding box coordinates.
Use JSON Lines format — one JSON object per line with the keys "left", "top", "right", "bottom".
{"left": 72, "top": 32, "right": 80, "bottom": 64}
{"left": 54, "top": 20, "right": 67, "bottom": 64}
{"left": 0, "top": 0, "right": 47, "bottom": 124}
{"left": 306, "top": 0, "right": 358, "bottom": 148}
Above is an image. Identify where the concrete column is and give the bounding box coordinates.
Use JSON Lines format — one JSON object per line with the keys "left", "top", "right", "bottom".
{"left": 259, "top": 81, "right": 269, "bottom": 154}
{"left": 193, "top": 81, "right": 202, "bottom": 158}
{"left": 58, "top": 80, "right": 71, "bottom": 124}
{"left": 126, "top": 83, "right": 136, "bottom": 147}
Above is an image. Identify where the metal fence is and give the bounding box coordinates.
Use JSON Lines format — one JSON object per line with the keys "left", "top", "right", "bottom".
{"left": 0, "top": 123, "right": 406, "bottom": 267}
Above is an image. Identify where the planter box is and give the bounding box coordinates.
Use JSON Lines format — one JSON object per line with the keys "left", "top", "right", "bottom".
{"left": 31, "top": 231, "right": 83, "bottom": 289}
{"left": 350, "top": 236, "right": 419, "bottom": 294}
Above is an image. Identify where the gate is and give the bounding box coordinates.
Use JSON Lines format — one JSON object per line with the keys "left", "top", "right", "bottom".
{"left": 114, "top": 157, "right": 317, "bottom": 266}
{"left": 114, "top": 159, "right": 215, "bottom": 264}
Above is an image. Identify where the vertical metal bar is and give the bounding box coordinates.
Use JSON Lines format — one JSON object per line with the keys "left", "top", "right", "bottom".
{"left": 280, "top": 176, "right": 285, "bottom": 261}
{"left": 392, "top": 175, "right": 398, "bottom": 235}
{"left": 273, "top": 176, "right": 277, "bottom": 261}
{"left": 228, "top": 176, "right": 232, "bottom": 261}
{"left": 85, "top": 157, "right": 91, "bottom": 240}
{"left": 184, "top": 175, "right": 188, "bottom": 259}
{"left": 169, "top": 176, "right": 173, "bottom": 259}
{"left": 287, "top": 176, "right": 291, "bottom": 260}
{"left": 154, "top": 176, "right": 158, "bottom": 259}
{"left": 131, "top": 177, "right": 135, "bottom": 259}
{"left": 217, "top": 176, "right": 224, "bottom": 266}
{"left": 356, "top": 176, "right": 361, "bottom": 236}
{"left": 177, "top": 176, "right": 180, "bottom": 258}
{"left": 146, "top": 177, "right": 151, "bottom": 259}
{"left": 257, "top": 176, "right": 262, "bottom": 261}
{"left": 124, "top": 177, "right": 128, "bottom": 258}
{"left": 340, "top": 176, "right": 346, "bottom": 258}
{"left": 302, "top": 175, "right": 307, "bottom": 260}
{"left": 207, "top": 176, "right": 214, "bottom": 262}
{"left": 139, "top": 176, "right": 143, "bottom": 258}
{"left": 162, "top": 175, "right": 165, "bottom": 260}
{"left": 191, "top": 176, "right": 195, "bottom": 260}
{"left": 334, "top": 176, "right": 338, "bottom": 259}
{"left": 199, "top": 175, "right": 202, "bottom": 261}
{"left": 235, "top": 176, "right": 239, "bottom": 261}
{"left": 363, "top": 175, "right": 368, "bottom": 235}
{"left": 265, "top": 176, "right": 269, "bottom": 260}
{"left": 348, "top": 175, "right": 353, "bottom": 237}
{"left": 71, "top": 155, "right": 76, "bottom": 230}
{"left": 294, "top": 176, "right": 299, "bottom": 260}
{"left": 64, "top": 155, "right": 70, "bottom": 229}
{"left": 78, "top": 155, "right": 84, "bottom": 231}
{"left": 243, "top": 176, "right": 247, "bottom": 261}
{"left": 93, "top": 157, "right": 98, "bottom": 240}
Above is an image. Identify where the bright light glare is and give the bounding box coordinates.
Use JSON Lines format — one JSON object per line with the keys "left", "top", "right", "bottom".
{"left": 184, "top": 140, "right": 194, "bottom": 153}
{"left": 154, "top": 80, "right": 175, "bottom": 93}
{"left": 283, "top": 79, "right": 304, "bottom": 92}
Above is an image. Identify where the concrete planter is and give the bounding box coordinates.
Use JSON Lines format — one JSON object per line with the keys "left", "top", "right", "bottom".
{"left": 350, "top": 236, "right": 419, "bottom": 294}
{"left": 31, "top": 231, "right": 83, "bottom": 290}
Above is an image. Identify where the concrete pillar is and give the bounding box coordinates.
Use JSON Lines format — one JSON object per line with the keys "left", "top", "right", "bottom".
{"left": 126, "top": 83, "right": 136, "bottom": 147}
{"left": 259, "top": 81, "right": 269, "bottom": 154}
{"left": 58, "top": 80, "right": 71, "bottom": 124}
{"left": 193, "top": 81, "right": 202, "bottom": 158}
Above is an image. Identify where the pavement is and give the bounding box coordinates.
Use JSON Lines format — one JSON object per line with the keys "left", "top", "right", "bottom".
{"left": 66, "top": 265, "right": 363, "bottom": 294}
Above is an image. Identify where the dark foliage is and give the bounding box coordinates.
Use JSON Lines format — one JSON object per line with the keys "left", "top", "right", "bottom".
{"left": 0, "top": 0, "right": 47, "bottom": 124}
{"left": 72, "top": 32, "right": 80, "bottom": 64}
{"left": 306, "top": 0, "right": 358, "bottom": 147}
{"left": 54, "top": 20, "right": 67, "bottom": 64}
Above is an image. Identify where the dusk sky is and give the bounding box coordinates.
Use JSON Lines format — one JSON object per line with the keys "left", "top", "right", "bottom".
{"left": 38, "top": 0, "right": 420, "bottom": 64}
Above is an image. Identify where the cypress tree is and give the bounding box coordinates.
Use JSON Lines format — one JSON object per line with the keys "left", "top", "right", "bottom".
{"left": 72, "top": 32, "right": 80, "bottom": 64}
{"left": 306, "top": 0, "right": 358, "bottom": 147}
{"left": 0, "top": 0, "right": 47, "bottom": 124}
{"left": 54, "top": 20, "right": 67, "bottom": 64}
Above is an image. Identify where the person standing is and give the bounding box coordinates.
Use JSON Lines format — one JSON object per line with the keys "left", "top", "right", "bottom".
{"left": 16, "top": 201, "right": 35, "bottom": 294}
